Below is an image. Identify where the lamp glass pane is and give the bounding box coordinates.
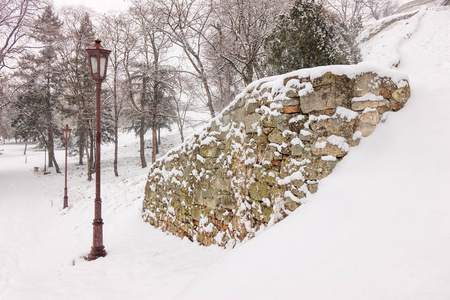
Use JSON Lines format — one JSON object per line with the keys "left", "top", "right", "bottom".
{"left": 90, "top": 55, "right": 98, "bottom": 76}
{"left": 100, "top": 55, "right": 107, "bottom": 77}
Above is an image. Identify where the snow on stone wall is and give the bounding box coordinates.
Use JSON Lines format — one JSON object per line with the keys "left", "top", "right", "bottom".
{"left": 142, "top": 63, "right": 410, "bottom": 248}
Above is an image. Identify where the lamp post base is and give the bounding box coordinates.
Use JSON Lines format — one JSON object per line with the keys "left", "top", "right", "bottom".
{"left": 86, "top": 217, "right": 106, "bottom": 261}
{"left": 86, "top": 246, "right": 107, "bottom": 261}
{"left": 63, "top": 194, "right": 68, "bottom": 209}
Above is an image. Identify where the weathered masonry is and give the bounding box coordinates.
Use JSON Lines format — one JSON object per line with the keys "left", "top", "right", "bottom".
{"left": 142, "top": 64, "right": 410, "bottom": 248}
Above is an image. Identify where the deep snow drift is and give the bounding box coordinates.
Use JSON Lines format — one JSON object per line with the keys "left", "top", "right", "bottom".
{"left": 1, "top": 6, "right": 449, "bottom": 300}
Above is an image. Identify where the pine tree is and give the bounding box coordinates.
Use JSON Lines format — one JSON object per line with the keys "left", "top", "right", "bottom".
{"left": 11, "top": 5, "right": 63, "bottom": 173}
{"left": 263, "top": 0, "right": 361, "bottom": 75}
{"left": 328, "top": 12, "right": 362, "bottom": 65}
{"left": 60, "top": 10, "right": 103, "bottom": 180}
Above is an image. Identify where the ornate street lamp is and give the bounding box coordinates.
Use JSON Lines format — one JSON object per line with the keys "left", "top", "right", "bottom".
{"left": 85, "top": 39, "right": 111, "bottom": 260}
{"left": 62, "top": 124, "right": 72, "bottom": 209}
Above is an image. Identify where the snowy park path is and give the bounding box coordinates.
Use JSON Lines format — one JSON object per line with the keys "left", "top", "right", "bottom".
{"left": 0, "top": 144, "right": 71, "bottom": 299}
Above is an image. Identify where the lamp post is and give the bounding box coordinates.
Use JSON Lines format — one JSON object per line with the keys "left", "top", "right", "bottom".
{"left": 85, "top": 39, "right": 111, "bottom": 260}
{"left": 62, "top": 124, "right": 72, "bottom": 209}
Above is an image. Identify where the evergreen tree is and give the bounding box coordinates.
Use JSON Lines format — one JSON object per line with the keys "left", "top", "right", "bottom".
{"left": 333, "top": 17, "right": 362, "bottom": 65}
{"left": 11, "top": 5, "right": 63, "bottom": 173}
{"left": 263, "top": 0, "right": 361, "bottom": 75}
{"left": 59, "top": 9, "right": 114, "bottom": 180}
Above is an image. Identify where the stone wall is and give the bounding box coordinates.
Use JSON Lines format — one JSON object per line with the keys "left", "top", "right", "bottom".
{"left": 142, "top": 65, "right": 410, "bottom": 248}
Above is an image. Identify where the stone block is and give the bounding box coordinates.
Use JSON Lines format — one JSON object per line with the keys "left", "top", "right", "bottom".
{"left": 285, "top": 198, "right": 301, "bottom": 211}
{"left": 391, "top": 103, "right": 404, "bottom": 111}
{"left": 221, "top": 111, "right": 231, "bottom": 125}
{"left": 300, "top": 85, "right": 346, "bottom": 113}
{"left": 221, "top": 195, "right": 236, "bottom": 210}
{"left": 268, "top": 129, "right": 284, "bottom": 144}
{"left": 307, "top": 182, "right": 319, "bottom": 194}
{"left": 263, "top": 206, "right": 274, "bottom": 221}
{"left": 284, "top": 106, "right": 302, "bottom": 114}
{"left": 353, "top": 73, "right": 379, "bottom": 97}
{"left": 352, "top": 100, "right": 388, "bottom": 111}
{"left": 204, "top": 198, "right": 221, "bottom": 210}
{"left": 192, "top": 205, "right": 202, "bottom": 221}
{"left": 249, "top": 181, "right": 269, "bottom": 201}
{"left": 272, "top": 160, "right": 282, "bottom": 167}
{"left": 199, "top": 144, "right": 219, "bottom": 158}
{"left": 357, "top": 122, "right": 376, "bottom": 137}
{"left": 359, "top": 110, "right": 380, "bottom": 125}
{"left": 211, "top": 176, "right": 230, "bottom": 191}
{"left": 312, "top": 137, "right": 348, "bottom": 158}
{"left": 282, "top": 98, "right": 300, "bottom": 107}
{"left": 245, "top": 113, "right": 262, "bottom": 133}
{"left": 246, "top": 101, "right": 260, "bottom": 114}
{"left": 392, "top": 86, "right": 410, "bottom": 104}
{"left": 285, "top": 89, "right": 299, "bottom": 98}
{"left": 290, "top": 144, "right": 304, "bottom": 157}
{"left": 283, "top": 76, "right": 299, "bottom": 85}
{"left": 231, "top": 106, "right": 245, "bottom": 123}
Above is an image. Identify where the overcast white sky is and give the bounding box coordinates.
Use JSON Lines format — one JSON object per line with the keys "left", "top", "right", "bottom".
{"left": 53, "top": 0, "right": 412, "bottom": 14}
{"left": 53, "top": 0, "right": 130, "bottom": 13}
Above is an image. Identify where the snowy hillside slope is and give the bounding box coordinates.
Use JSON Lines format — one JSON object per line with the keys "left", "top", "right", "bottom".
{"left": 177, "top": 6, "right": 450, "bottom": 300}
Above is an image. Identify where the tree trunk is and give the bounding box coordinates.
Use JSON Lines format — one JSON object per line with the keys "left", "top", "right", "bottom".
{"left": 179, "top": 124, "right": 184, "bottom": 143}
{"left": 78, "top": 117, "right": 84, "bottom": 165}
{"left": 197, "top": 59, "right": 215, "bottom": 118}
{"left": 89, "top": 129, "right": 94, "bottom": 174}
{"left": 84, "top": 126, "right": 92, "bottom": 181}
{"left": 140, "top": 117, "right": 147, "bottom": 168}
{"left": 51, "top": 154, "right": 60, "bottom": 174}
{"left": 47, "top": 140, "right": 53, "bottom": 167}
{"left": 47, "top": 124, "right": 57, "bottom": 172}
{"left": 140, "top": 76, "right": 147, "bottom": 168}
{"left": 155, "top": 126, "right": 159, "bottom": 155}
{"left": 85, "top": 140, "right": 92, "bottom": 181}
{"left": 152, "top": 120, "right": 157, "bottom": 162}
{"left": 114, "top": 128, "right": 119, "bottom": 176}
{"left": 79, "top": 114, "right": 92, "bottom": 181}
{"left": 113, "top": 68, "right": 119, "bottom": 177}
{"left": 152, "top": 75, "right": 158, "bottom": 163}
{"left": 158, "top": 126, "right": 161, "bottom": 145}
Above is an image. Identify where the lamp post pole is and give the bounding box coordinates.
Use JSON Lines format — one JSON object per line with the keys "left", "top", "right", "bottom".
{"left": 62, "top": 124, "right": 72, "bottom": 209}
{"left": 90, "top": 80, "right": 105, "bottom": 260}
{"left": 86, "top": 39, "right": 111, "bottom": 261}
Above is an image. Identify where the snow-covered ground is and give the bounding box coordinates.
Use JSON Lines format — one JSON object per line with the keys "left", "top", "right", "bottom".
{"left": 0, "top": 130, "right": 224, "bottom": 299}
{"left": 1, "top": 5, "right": 450, "bottom": 300}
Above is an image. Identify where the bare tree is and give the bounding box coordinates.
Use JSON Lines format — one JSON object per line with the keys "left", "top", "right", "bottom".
{"left": 129, "top": 0, "right": 173, "bottom": 165}
{"left": 158, "top": 0, "right": 216, "bottom": 118}
{"left": 100, "top": 12, "right": 128, "bottom": 176}
{"left": 324, "top": 0, "right": 398, "bottom": 22}
{"left": 325, "top": 0, "right": 366, "bottom": 23}
{"left": 1, "top": 0, "right": 42, "bottom": 124}
{"left": 208, "top": 0, "right": 288, "bottom": 86}
{"left": 0, "top": 0, "right": 42, "bottom": 73}
{"left": 364, "top": 0, "right": 398, "bottom": 20}
{"left": 170, "top": 73, "right": 197, "bottom": 143}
